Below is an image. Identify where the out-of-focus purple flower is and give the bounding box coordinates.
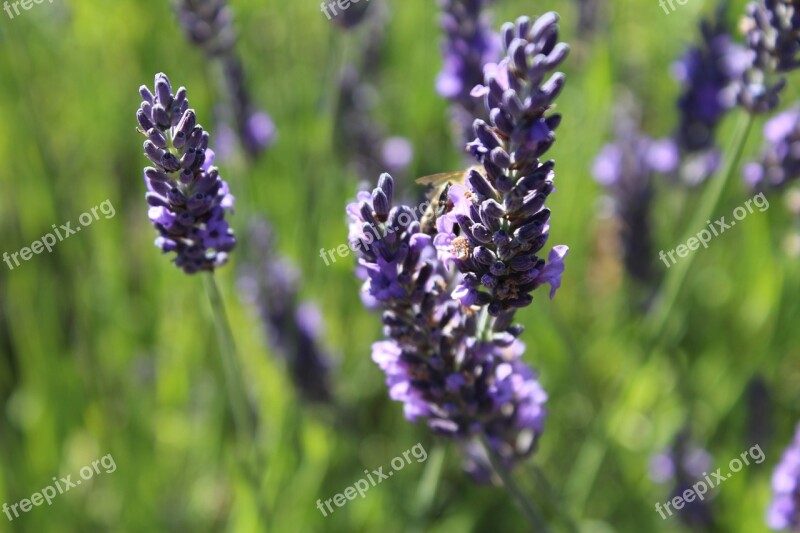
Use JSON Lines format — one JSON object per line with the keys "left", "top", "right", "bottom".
{"left": 768, "top": 423, "right": 800, "bottom": 530}
{"left": 736, "top": 0, "right": 800, "bottom": 113}
{"left": 176, "top": 0, "right": 275, "bottom": 159}
{"left": 743, "top": 106, "right": 800, "bottom": 189}
{"left": 176, "top": 0, "right": 236, "bottom": 56}
{"left": 673, "top": 9, "right": 747, "bottom": 154}
{"left": 651, "top": 432, "right": 715, "bottom": 529}
{"left": 238, "top": 220, "right": 332, "bottom": 403}
{"left": 746, "top": 376, "right": 773, "bottom": 450}
{"left": 575, "top": 0, "right": 603, "bottom": 36}
{"left": 441, "top": 13, "right": 571, "bottom": 317}
{"left": 332, "top": 12, "right": 411, "bottom": 183}
{"left": 136, "top": 73, "right": 235, "bottom": 274}
{"left": 347, "top": 173, "right": 549, "bottom": 469}
{"left": 436, "top": 0, "right": 501, "bottom": 145}
{"left": 381, "top": 137, "right": 414, "bottom": 174}
{"left": 592, "top": 112, "right": 678, "bottom": 286}
{"left": 221, "top": 56, "right": 276, "bottom": 158}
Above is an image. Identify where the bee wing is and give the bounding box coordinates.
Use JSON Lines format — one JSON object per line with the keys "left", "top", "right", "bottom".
{"left": 415, "top": 171, "right": 467, "bottom": 187}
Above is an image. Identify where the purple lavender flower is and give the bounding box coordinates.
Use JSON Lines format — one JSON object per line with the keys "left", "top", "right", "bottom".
{"left": 347, "top": 173, "right": 548, "bottom": 467}
{"left": 743, "top": 106, "right": 800, "bottom": 189}
{"left": 136, "top": 73, "right": 235, "bottom": 274}
{"left": 436, "top": 0, "right": 501, "bottom": 144}
{"left": 768, "top": 424, "right": 800, "bottom": 530}
{"left": 592, "top": 113, "right": 678, "bottom": 286}
{"left": 736, "top": 0, "right": 800, "bottom": 113}
{"left": 673, "top": 9, "right": 747, "bottom": 154}
{"left": 238, "top": 220, "right": 332, "bottom": 403}
{"left": 575, "top": 0, "right": 603, "bottom": 36}
{"left": 176, "top": 0, "right": 275, "bottom": 158}
{"left": 176, "top": 0, "right": 236, "bottom": 56}
{"left": 650, "top": 432, "right": 715, "bottom": 529}
{"left": 440, "top": 13, "right": 570, "bottom": 317}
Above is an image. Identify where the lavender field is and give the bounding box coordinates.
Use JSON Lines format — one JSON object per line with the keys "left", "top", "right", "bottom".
{"left": 1, "top": 0, "right": 800, "bottom": 531}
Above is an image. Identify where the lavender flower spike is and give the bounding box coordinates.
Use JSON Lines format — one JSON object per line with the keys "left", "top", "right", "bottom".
{"left": 238, "top": 221, "right": 332, "bottom": 402}
{"left": 768, "top": 423, "right": 800, "bottom": 530}
{"left": 441, "top": 13, "right": 571, "bottom": 316}
{"left": 736, "top": 0, "right": 800, "bottom": 113}
{"left": 136, "top": 73, "right": 236, "bottom": 274}
{"left": 347, "top": 172, "right": 548, "bottom": 468}
{"left": 592, "top": 111, "right": 679, "bottom": 286}
{"left": 176, "top": 0, "right": 275, "bottom": 158}
{"left": 743, "top": 106, "right": 800, "bottom": 189}
{"left": 436, "top": 0, "right": 501, "bottom": 144}
{"left": 673, "top": 9, "right": 747, "bottom": 153}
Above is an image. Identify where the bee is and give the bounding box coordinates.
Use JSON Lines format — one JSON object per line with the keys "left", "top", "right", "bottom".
{"left": 416, "top": 166, "right": 481, "bottom": 232}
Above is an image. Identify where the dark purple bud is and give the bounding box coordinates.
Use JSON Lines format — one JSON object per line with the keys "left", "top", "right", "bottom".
{"left": 146, "top": 192, "right": 169, "bottom": 207}
{"left": 176, "top": 109, "right": 196, "bottom": 137}
{"left": 180, "top": 150, "right": 197, "bottom": 170}
{"left": 474, "top": 246, "right": 496, "bottom": 266}
{"left": 468, "top": 168, "right": 495, "bottom": 198}
{"left": 372, "top": 189, "right": 389, "bottom": 221}
{"left": 167, "top": 187, "right": 187, "bottom": 207}
{"left": 508, "top": 254, "right": 537, "bottom": 272}
{"left": 471, "top": 223, "right": 492, "bottom": 243}
{"left": 154, "top": 73, "right": 172, "bottom": 105}
{"left": 139, "top": 85, "right": 154, "bottom": 104}
{"left": 145, "top": 167, "right": 169, "bottom": 182}
{"left": 161, "top": 152, "right": 181, "bottom": 172}
{"left": 491, "top": 108, "right": 514, "bottom": 135}
{"left": 490, "top": 261, "right": 508, "bottom": 276}
{"left": 490, "top": 148, "right": 511, "bottom": 169}
{"left": 137, "top": 109, "right": 154, "bottom": 132}
{"left": 378, "top": 173, "right": 394, "bottom": 206}
{"left": 152, "top": 104, "right": 170, "bottom": 129}
{"left": 144, "top": 141, "right": 165, "bottom": 166}
{"left": 147, "top": 128, "right": 168, "bottom": 150}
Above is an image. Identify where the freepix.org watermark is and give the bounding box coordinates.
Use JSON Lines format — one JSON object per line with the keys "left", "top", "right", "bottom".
{"left": 316, "top": 442, "right": 428, "bottom": 517}
{"left": 659, "top": 192, "right": 769, "bottom": 268}
{"left": 3, "top": 454, "right": 116, "bottom": 522}
{"left": 3, "top": 0, "right": 54, "bottom": 19}
{"left": 3, "top": 199, "right": 116, "bottom": 271}
{"left": 320, "top": 197, "right": 432, "bottom": 266}
{"left": 655, "top": 444, "right": 764, "bottom": 520}
{"left": 320, "top": 0, "right": 370, "bottom": 21}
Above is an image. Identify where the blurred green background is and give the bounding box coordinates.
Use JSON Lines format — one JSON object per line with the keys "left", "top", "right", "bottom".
{"left": 0, "top": 0, "right": 797, "bottom": 531}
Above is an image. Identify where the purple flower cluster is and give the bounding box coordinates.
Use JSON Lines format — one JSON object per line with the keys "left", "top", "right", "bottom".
{"left": 673, "top": 11, "right": 747, "bottom": 153}
{"left": 444, "top": 13, "right": 570, "bottom": 317}
{"left": 347, "top": 173, "right": 548, "bottom": 466}
{"left": 436, "top": 0, "right": 501, "bottom": 144}
{"left": 136, "top": 73, "right": 236, "bottom": 274}
{"left": 176, "top": 0, "right": 275, "bottom": 158}
{"left": 176, "top": 0, "right": 236, "bottom": 56}
{"left": 347, "top": 12, "right": 571, "bottom": 470}
{"left": 650, "top": 433, "right": 715, "bottom": 529}
{"left": 334, "top": 13, "right": 414, "bottom": 182}
{"left": 592, "top": 114, "right": 678, "bottom": 285}
{"left": 737, "top": 0, "right": 800, "bottom": 113}
{"left": 768, "top": 424, "right": 800, "bottom": 530}
{"left": 238, "top": 221, "right": 332, "bottom": 403}
{"left": 744, "top": 106, "right": 800, "bottom": 189}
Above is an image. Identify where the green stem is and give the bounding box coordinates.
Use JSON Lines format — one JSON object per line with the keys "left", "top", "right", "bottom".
{"left": 205, "top": 273, "right": 273, "bottom": 525}
{"left": 645, "top": 112, "right": 754, "bottom": 344}
{"left": 408, "top": 444, "right": 447, "bottom": 533}
{"left": 204, "top": 272, "right": 254, "bottom": 447}
{"left": 481, "top": 435, "right": 551, "bottom": 532}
